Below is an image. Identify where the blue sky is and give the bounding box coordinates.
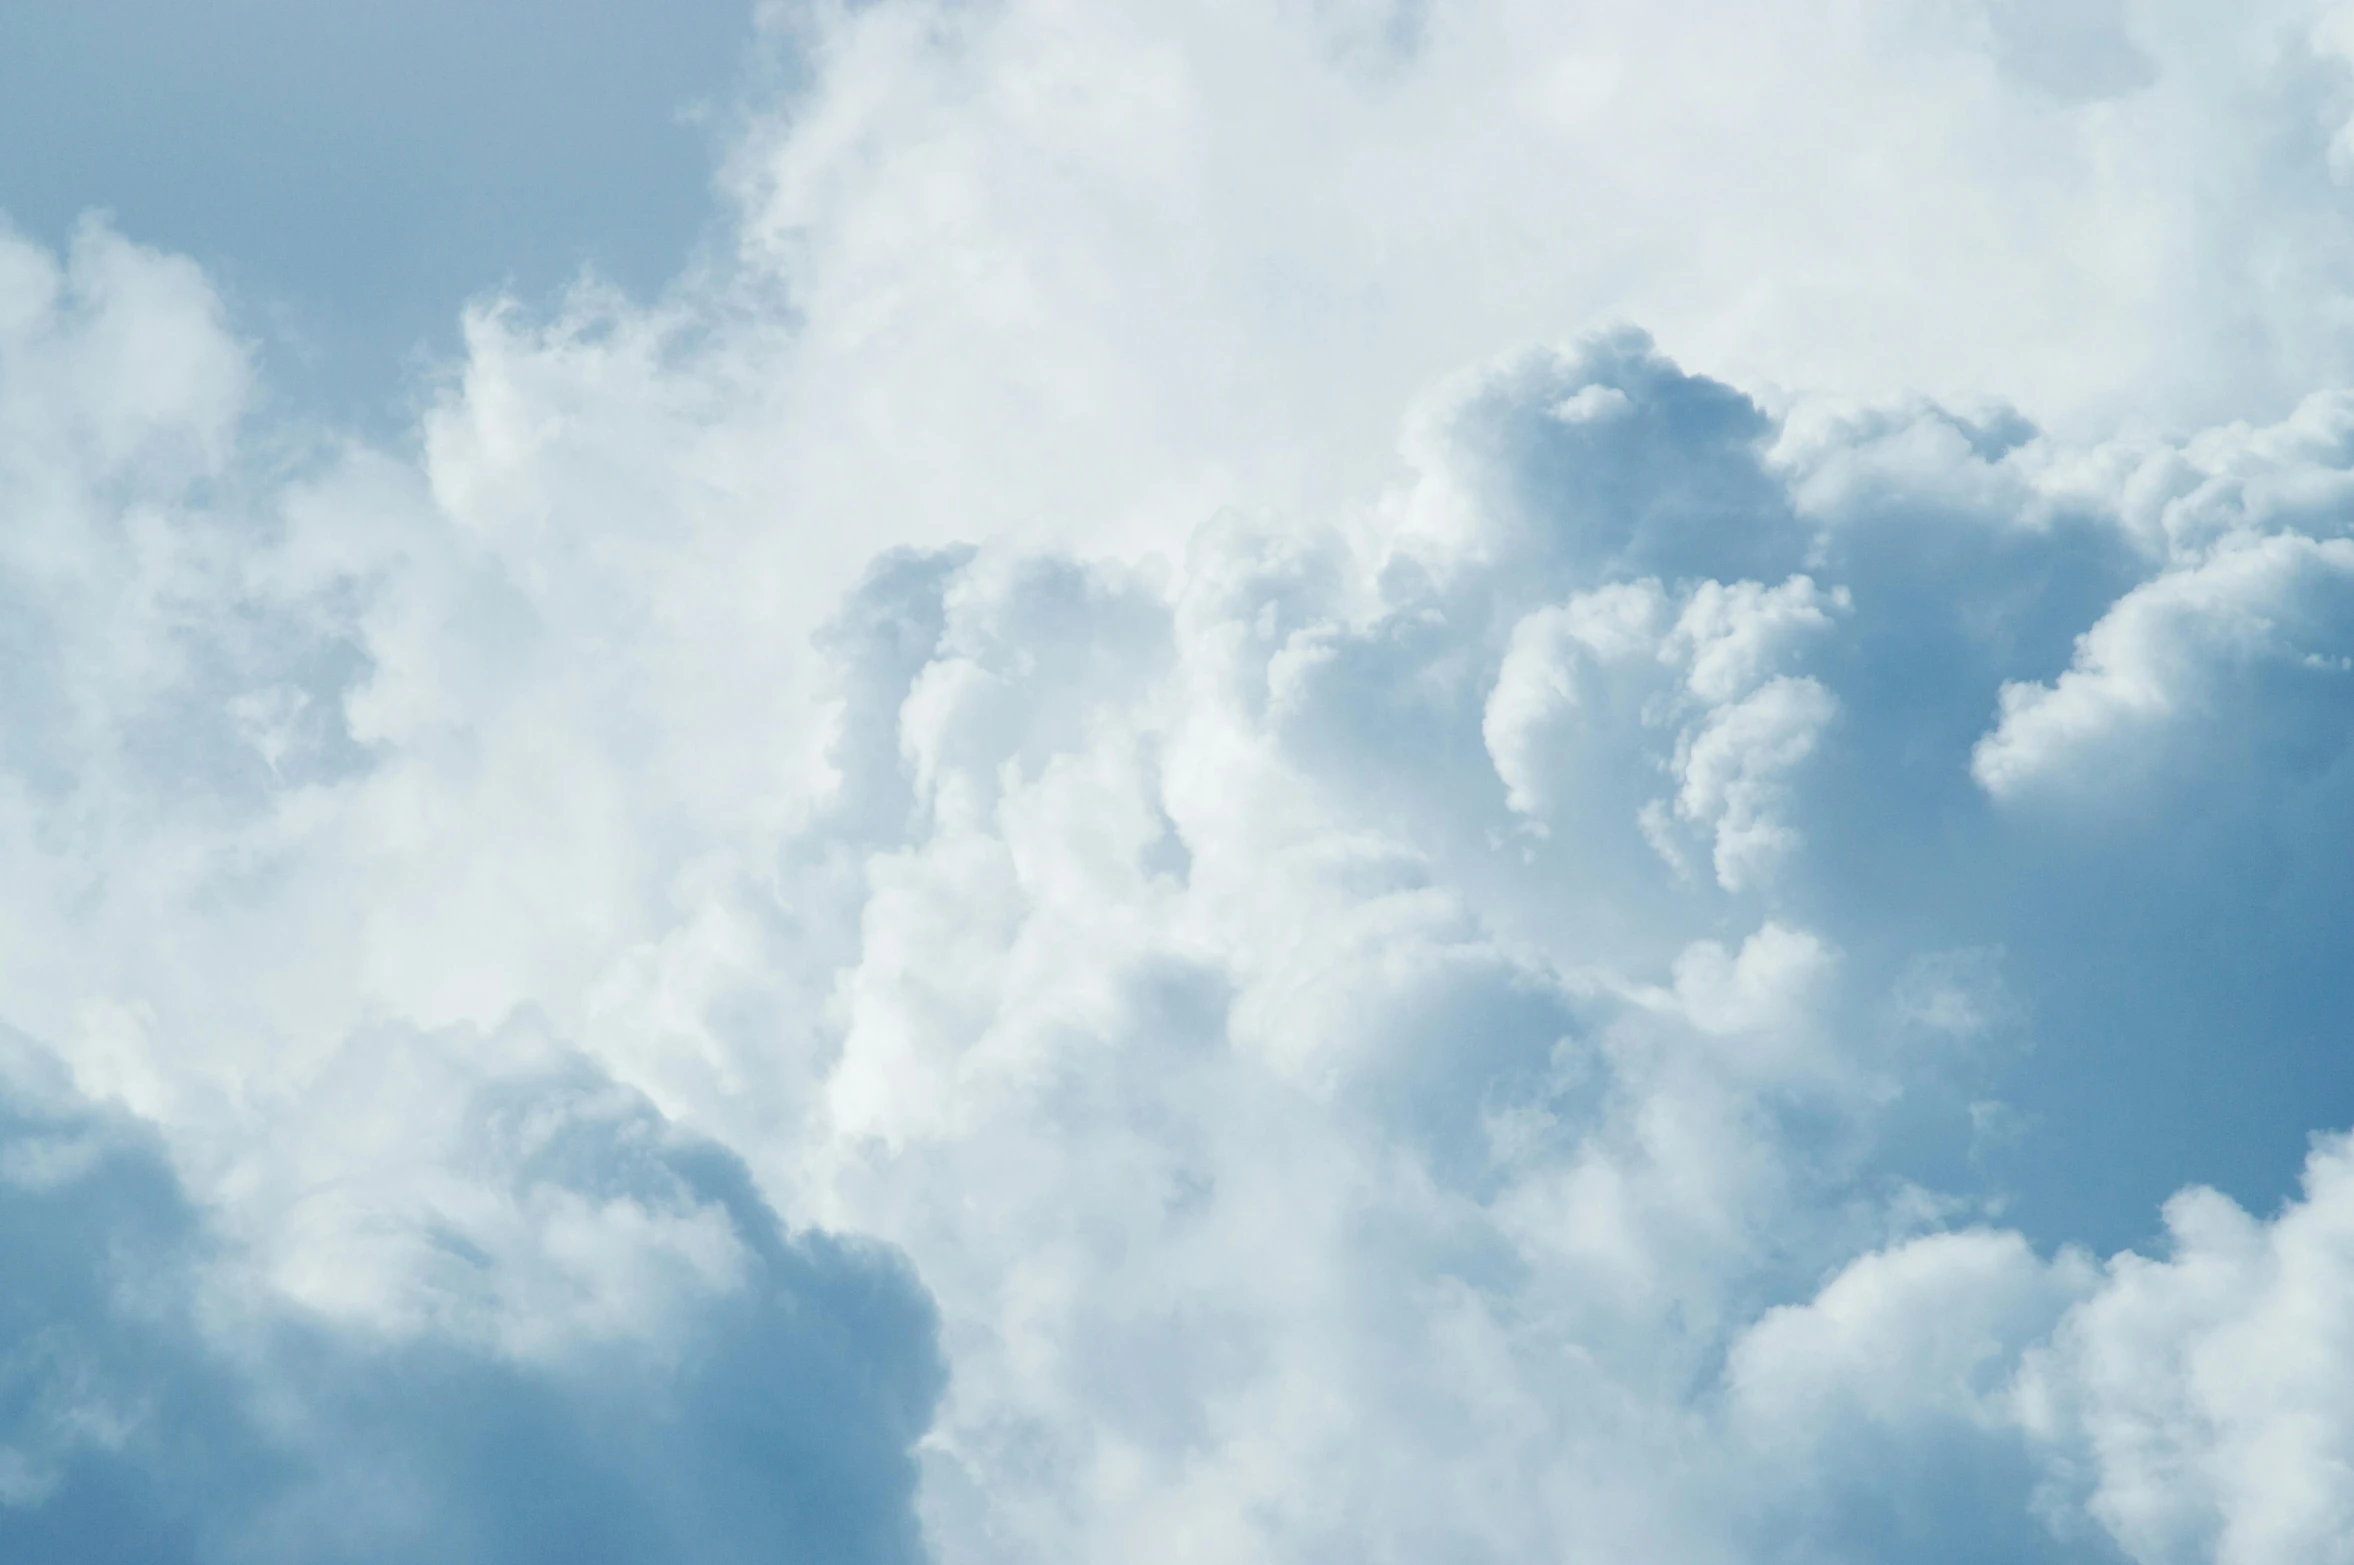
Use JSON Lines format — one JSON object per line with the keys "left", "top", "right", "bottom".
{"left": 0, "top": 0, "right": 752, "bottom": 424}
{"left": 8, "top": 1, "right": 2354, "bottom": 1561}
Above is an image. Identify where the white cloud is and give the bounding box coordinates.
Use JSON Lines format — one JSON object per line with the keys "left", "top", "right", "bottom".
{"left": 1484, "top": 572, "right": 1844, "bottom": 888}
{"left": 1974, "top": 531, "right": 2354, "bottom": 801}
{"left": 2019, "top": 1138, "right": 2354, "bottom": 1565}
{"left": 15, "top": 1, "right": 2354, "bottom": 1559}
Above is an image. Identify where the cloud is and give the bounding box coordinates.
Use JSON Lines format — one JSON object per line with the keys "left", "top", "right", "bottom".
{"left": 1482, "top": 572, "right": 1846, "bottom": 891}
{"left": 1723, "top": 1228, "right": 2102, "bottom": 1564}
{"left": 753, "top": 323, "right": 2354, "bottom": 1559}
{"left": 11, "top": 243, "right": 2354, "bottom": 1557}
{"left": 2020, "top": 1137, "right": 2354, "bottom": 1565}
{"left": 16, "top": 3, "right": 2354, "bottom": 1562}
{"left": 1975, "top": 529, "right": 2354, "bottom": 805}
{"left": 0, "top": 1026, "right": 942, "bottom": 1565}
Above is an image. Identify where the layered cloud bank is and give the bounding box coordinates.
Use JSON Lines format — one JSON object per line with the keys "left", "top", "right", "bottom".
{"left": 11, "top": 1, "right": 2354, "bottom": 1560}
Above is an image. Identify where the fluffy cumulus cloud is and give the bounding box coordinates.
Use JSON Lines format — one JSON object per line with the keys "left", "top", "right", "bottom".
{"left": 14, "top": 0, "right": 2354, "bottom": 1560}
{"left": 2019, "top": 1140, "right": 2354, "bottom": 1565}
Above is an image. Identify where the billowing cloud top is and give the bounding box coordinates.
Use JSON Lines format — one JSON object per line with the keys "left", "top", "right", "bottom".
{"left": 9, "top": 1, "right": 2354, "bottom": 1561}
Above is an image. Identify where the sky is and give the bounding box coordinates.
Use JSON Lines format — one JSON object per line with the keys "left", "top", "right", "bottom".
{"left": 0, "top": 0, "right": 756, "bottom": 427}
{"left": 6, "top": 0, "right": 2354, "bottom": 1560}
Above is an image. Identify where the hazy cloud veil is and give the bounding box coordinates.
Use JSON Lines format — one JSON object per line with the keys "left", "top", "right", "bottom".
{"left": 8, "top": 1, "right": 2354, "bottom": 1560}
